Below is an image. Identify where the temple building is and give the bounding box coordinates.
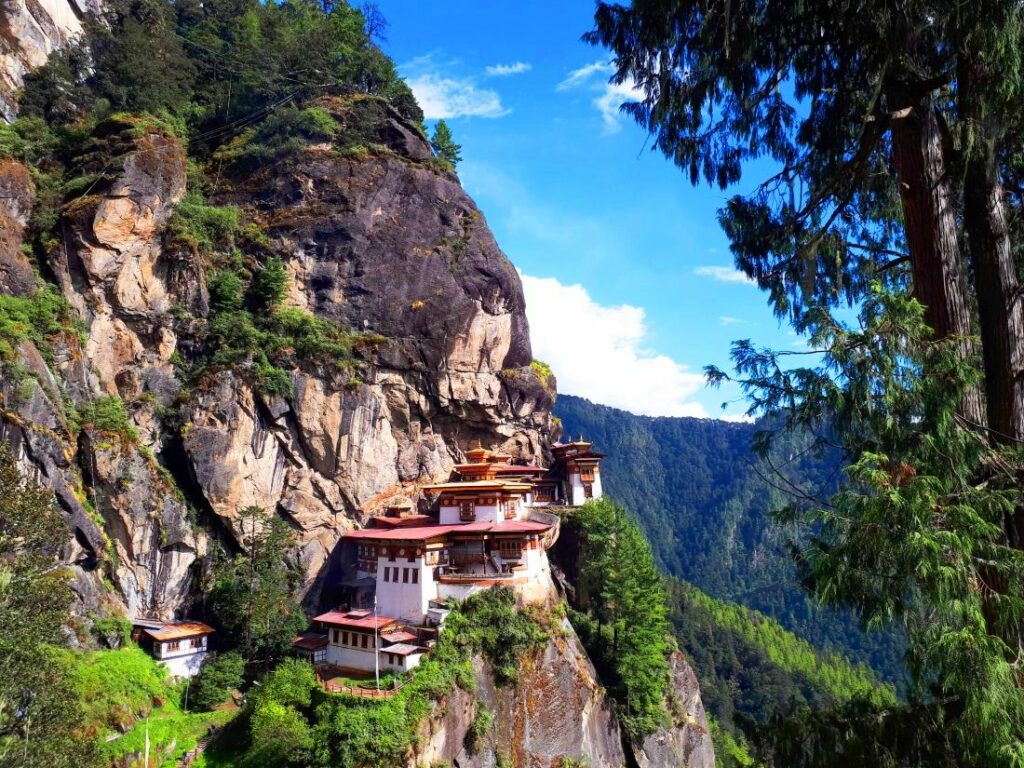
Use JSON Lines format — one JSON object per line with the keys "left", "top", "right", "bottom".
{"left": 297, "top": 437, "right": 604, "bottom": 674}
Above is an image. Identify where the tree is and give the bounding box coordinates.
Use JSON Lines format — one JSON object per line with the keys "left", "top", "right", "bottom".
{"left": 430, "top": 120, "right": 462, "bottom": 168}
{"left": 570, "top": 498, "right": 670, "bottom": 738}
{"left": 207, "top": 506, "right": 306, "bottom": 665}
{"left": 587, "top": 1, "right": 1024, "bottom": 763}
{"left": 189, "top": 651, "right": 245, "bottom": 711}
{"left": 0, "top": 446, "right": 100, "bottom": 767}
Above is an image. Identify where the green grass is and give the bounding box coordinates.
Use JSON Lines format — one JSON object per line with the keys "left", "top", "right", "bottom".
{"left": 68, "top": 646, "right": 239, "bottom": 767}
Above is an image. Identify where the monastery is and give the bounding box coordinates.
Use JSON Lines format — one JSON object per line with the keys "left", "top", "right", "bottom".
{"left": 300, "top": 438, "right": 605, "bottom": 676}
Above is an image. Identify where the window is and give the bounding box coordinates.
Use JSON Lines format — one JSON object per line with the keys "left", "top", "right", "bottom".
{"left": 384, "top": 567, "right": 390, "bottom": 582}
{"left": 408, "top": 550, "right": 416, "bottom": 563}
{"left": 403, "top": 568, "right": 409, "bottom": 584}
{"left": 412, "top": 569, "right": 419, "bottom": 584}
{"left": 583, "top": 483, "right": 593, "bottom": 499}
{"left": 166, "top": 640, "right": 180, "bottom": 652}
{"left": 388, "top": 548, "right": 396, "bottom": 562}
{"left": 459, "top": 500, "right": 475, "bottom": 521}
{"left": 388, "top": 653, "right": 395, "bottom": 665}
{"left": 499, "top": 539, "right": 522, "bottom": 558}
{"left": 332, "top": 629, "right": 339, "bottom": 644}
{"left": 361, "top": 634, "right": 368, "bottom": 649}
{"left": 192, "top": 637, "right": 204, "bottom": 649}
{"left": 342, "top": 631, "right": 349, "bottom": 646}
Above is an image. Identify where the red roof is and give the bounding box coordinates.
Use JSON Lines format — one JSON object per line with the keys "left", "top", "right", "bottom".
{"left": 381, "top": 630, "right": 418, "bottom": 644}
{"left": 292, "top": 632, "right": 328, "bottom": 651}
{"left": 142, "top": 621, "right": 215, "bottom": 641}
{"left": 494, "top": 465, "right": 545, "bottom": 474}
{"left": 344, "top": 520, "right": 551, "bottom": 542}
{"left": 314, "top": 610, "right": 397, "bottom": 630}
{"left": 370, "top": 514, "right": 438, "bottom": 528}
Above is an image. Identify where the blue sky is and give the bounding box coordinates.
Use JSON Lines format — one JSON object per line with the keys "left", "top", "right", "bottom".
{"left": 376, "top": 0, "right": 800, "bottom": 420}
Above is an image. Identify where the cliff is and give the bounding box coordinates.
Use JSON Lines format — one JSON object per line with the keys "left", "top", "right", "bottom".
{"left": 0, "top": 25, "right": 715, "bottom": 766}
{"left": 0, "top": 0, "right": 102, "bottom": 121}
{"left": 0, "top": 98, "right": 554, "bottom": 619}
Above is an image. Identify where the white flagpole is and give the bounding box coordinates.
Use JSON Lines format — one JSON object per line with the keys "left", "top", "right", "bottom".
{"left": 374, "top": 594, "right": 380, "bottom": 691}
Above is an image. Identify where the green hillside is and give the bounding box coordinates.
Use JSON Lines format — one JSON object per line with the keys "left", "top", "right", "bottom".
{"left": 554, "top": 394, "right": 905, "bottom": 683}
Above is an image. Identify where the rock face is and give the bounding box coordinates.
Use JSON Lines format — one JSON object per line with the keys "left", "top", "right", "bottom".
{"left": 0, "top": 0, "right": 102, "bottom": 121}
{"left": 1, "top": 100, "right": 555, "bottom": 619}
{"left": 412, "top": 619, "right": 628, "bottom": 768}
{"left": 633, "top": 652, "right": 717, "bottom": 768}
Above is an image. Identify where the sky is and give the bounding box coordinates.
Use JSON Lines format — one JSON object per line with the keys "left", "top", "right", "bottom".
{"left": 376, "top": 0, "right": 800, "bottom": 421}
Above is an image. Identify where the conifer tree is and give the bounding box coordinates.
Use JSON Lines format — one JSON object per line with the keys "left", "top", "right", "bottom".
{"left": 430, "top": 120, "right": 462, "bottom": 168}
{"left": 588, "top": 1, "right": 1024, "bottom": 763}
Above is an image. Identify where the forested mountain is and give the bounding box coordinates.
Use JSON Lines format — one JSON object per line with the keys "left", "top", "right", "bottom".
{"left": 554, "top": 394, "right": 905, "bottom": 683}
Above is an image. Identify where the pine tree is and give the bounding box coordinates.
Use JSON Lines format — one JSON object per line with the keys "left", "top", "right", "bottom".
{"left": 430, "top": 120, "right": 462, "bottom": 168}
{"left": 207, "top": 506, "right": 306, "bottom": 666}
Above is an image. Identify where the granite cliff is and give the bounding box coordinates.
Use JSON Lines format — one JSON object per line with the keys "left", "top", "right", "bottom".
{"left": 0, "top": 98, "right": 554, "bottom": 619}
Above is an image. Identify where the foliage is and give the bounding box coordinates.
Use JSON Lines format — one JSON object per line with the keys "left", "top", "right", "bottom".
{"left": 554, "top": 393, "right": 906, "bottom": 683}
{"left": 190, "top": 652, "right": 245, "bottom": 711}
{"left": 588, "top": 3, "right": 1024, "bottom": 763}
{"left": 90, "top": 614, "right": 133, "bottom": 649}
{"left": 0, "top": 446, "right": 100, "bottom": 767}
{"left": 20, "top": 0, "right": 422, "bottom": 133}
{"left": 71, "top": 646, "right": 234, "bottom": 765}
{"left": 465, "top": 704, "right": 494, "bottom": 754}
{"left": 250, "top": 257, "right": 289, "bottom": 310}
{"left": 563, "top": 498, "right": 670, "bottom": 739}
{"left": 218, "top": 589, "right": 548, "bottom": 767}
{"left": 430, "top": 120, "right": 462, "bottom": 168}
{"left": 165, "top": 192, "right": 241, "bottom": 253}
{"left": 77, "top": 396, "right": 138, "bottom": 439}
{"left": 668, "top": 580, "right": 895, "bottom": 745}
{"left": 442, "top": 586, "right": 548, "bottom": 685}
{"left": 0, "top": 285, "right": 77, "bottom": 362}
{"left": 206, "top": 507, "right": 306, "bottom": 665}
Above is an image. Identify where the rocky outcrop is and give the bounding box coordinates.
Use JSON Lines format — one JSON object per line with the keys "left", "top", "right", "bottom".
{"left": 633, "top": 652, "right": 716, "bottom": 768}
{"left": 412, "top": 619, "right": 627, "bottom": 768}
{"left": 0, "top": 0, "right": 101, "bottom": 122}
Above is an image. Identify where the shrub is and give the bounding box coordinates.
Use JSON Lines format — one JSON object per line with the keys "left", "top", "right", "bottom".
{"left": 90, "top": 615, "right": 133, "bottom": 649}
{"left": 465, "top": 704, "right": 494, "bottom": 754}
{"left": 189, "top": 651, "right": 245, "bottom": 711}
{"left": 250, "top": 257, "right": 289, "bottom": 309}
{"left": 166, "top": 193, "right": 241, "bottom": 253}
{"left": 79, "top": 396, "right": 138, "bottom": 439}
{"left": 0, "top": 285, "right": 76, "bottom": 361}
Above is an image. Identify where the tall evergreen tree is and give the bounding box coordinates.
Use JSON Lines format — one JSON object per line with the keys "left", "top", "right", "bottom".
{"left": 588, "top": 1, "right": 1024, "bottom": 764}
{"left": 207, "top": 506, "right": 306, "bottom": 666}
{"left": 430, "top": 120, "right": 462, "bottom": 168}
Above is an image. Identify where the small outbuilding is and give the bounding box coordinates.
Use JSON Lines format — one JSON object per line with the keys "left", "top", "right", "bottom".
{"left": 135, "top": 620, "right": 215, "bottom": 678}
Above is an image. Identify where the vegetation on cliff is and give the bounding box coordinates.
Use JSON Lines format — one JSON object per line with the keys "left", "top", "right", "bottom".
{"left": 561, "top": 498, "right": 672, "bottom": 739}
{"left": 202, "top": 587, "right": 550, "bottom": 768}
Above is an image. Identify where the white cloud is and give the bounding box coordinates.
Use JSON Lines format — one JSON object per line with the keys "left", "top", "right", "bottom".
{"left": 556, "top": 60, "right": 642, "bottom": 133}
{"left": 521, "top": 273, "right": 709, "bottom": 418}
{"left": 719, "top": 316, "right": 746, "bottom": 326}
{"left": 406, "top": 73, "right": 509, "bottom": 119}
{"left": 720, "top": 412, "right": 755, "bottom": 423}
{"left": 694, "top": 266, "right": 755, "bottom": 285}
{"left": 485, "top": 61, "right": 531, "bottom": 77}
{"left": 557, "top": 60, "right": 614, "bottom": 90}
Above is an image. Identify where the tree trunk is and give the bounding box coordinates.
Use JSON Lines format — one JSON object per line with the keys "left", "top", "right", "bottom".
{"left": 889, "top": 95, "right": 986, "bottom": 427}
{"left": 959, "top": 56, "right": 1024, "bottom": 548}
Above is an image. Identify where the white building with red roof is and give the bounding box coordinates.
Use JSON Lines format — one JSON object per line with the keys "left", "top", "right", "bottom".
{"left": 303, "top": 440, "right": 603, "bottom": 673}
